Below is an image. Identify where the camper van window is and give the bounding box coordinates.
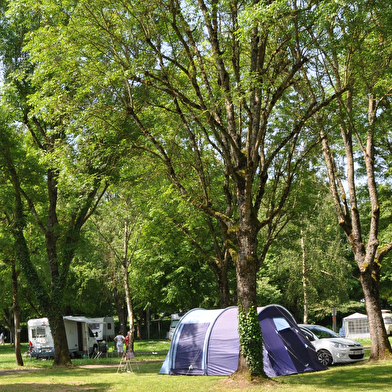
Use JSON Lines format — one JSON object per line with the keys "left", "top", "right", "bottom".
{"left": 107, "top": 323, "right": 112, "bottom": 330}
{"left": 32, "top": 327, "right": 46, "bottom": 339}
{"left": 90, "top": 323, "right": 100, "bottom": 330}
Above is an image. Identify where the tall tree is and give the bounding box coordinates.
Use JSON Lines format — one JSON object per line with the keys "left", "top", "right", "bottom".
{"left": 0, "top": 3, "right": 123, "bottom": 365}
{"left": 0, "top": 110, "right": 36, "bottom": 365}
{"left": 20, "top": 0, "right": 345, "bottom": 376}
{"left": 301, "top": 0, "right": 392, "bottom": 359}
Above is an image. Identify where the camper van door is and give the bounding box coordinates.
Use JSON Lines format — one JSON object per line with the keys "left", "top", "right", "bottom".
{"left": 63, "top": 318, "right": 80, "bottom": 354}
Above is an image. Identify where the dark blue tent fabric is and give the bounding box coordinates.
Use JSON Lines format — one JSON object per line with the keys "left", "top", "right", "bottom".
{"left": 258, "top": 306, "right": 325, "bottom": 376}
{"left": 159, "top": 305, "right": 326, "bottom": 377}
{"left": 261, "top": 315, "right": 299, "bottom": 376}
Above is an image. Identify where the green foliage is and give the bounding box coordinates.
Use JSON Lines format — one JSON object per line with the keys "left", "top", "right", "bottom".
{"left": 238, "top": 306, "right": 265, "bottom": 377}
{"left": 256, "top": 277, "right": 282, "bottom": 306}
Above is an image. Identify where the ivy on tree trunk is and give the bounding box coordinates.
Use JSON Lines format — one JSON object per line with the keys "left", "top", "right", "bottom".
{"left": 238, "top": 306, "right": 265, "bottom": 377}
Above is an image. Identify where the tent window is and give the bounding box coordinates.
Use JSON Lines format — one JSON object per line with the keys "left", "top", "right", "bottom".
{"left": 273, "top": 318, "right": 291, "bottom": 331}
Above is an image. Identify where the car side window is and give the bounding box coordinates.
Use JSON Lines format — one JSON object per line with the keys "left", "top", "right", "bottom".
{"left": 301, "top": 329, "right": 315, "bottom": 341}
{"left": 315, "top": 329, "right": 335, "bottom": 339}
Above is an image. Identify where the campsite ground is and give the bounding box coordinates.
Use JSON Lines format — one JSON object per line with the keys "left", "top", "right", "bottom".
{"left": 1, "top": 340, "right": 392, "bottom": 391}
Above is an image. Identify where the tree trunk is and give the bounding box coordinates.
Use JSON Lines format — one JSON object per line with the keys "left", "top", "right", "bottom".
{"left": 234, "top": 205, "right": 265, "bottom": 377}
{"left": 123, "top": 220, "right": 135, "bottom": 351}
{"left": 123, "top": 266, "right": 135, "bottom": 351}
{"left": 12, "top": 263, "right": 23, "bottom": 366}
{"left": 49, "top": 312, "right": 72, "bottom": 366}
{"left": 301, "top": 231, "right": 308, "bottom": 324}
{"left": 45, "top": 169, "right": 71, "bottom": 366}
{"left": 207, "top": 251, "right": 232, "bottom": 308}
{"left": 135, "top": 312, "right": 142, "bottom": 340}
{"left": 360, "top": 95, "right": 392, "bottom": 359}
{"left": 207, "top": 218, "right": 233, "bottom": 308}
{"left": 236, "top": 261, "right": 260, "bottom": 373}
{"left": 113, "top": 288, "right": 127, "bottom": 334}
{"left": 361, "top": 265, "right": 391, "bottom": 360}
{"left": 218, "top": 262, "right": 231, "bottom": 308}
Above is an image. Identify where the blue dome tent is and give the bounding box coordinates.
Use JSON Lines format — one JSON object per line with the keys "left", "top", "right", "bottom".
{"left": 159, "top": 305, "right": 326, "bottom": 377}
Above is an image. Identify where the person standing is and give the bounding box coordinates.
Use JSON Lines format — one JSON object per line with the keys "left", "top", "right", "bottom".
{"left": 114, "top": 331, "right": 125, "bottom": 357}
{"left": 0, "top": 332, "right": 4, "bottom": 345}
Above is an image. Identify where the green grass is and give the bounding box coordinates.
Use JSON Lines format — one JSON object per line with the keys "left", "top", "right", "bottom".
{"left": 1, "top": 342, "right": 392, "bottom": 391}
{"left": 357, "top": 338, "right": 373, "bottom": 348}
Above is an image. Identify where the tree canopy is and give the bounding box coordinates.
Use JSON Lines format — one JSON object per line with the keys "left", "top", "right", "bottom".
{"left": 1, "top": 0, "right": 392, "bottom": 375}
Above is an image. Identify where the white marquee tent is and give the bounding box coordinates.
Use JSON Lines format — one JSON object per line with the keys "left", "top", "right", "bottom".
{"left": 342, "top": 313, "right": 370, "bottom": 339}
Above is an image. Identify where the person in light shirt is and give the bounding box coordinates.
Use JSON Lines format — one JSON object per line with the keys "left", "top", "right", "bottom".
{"left": 114, "top": 331, "right": 125, "bottom": 357}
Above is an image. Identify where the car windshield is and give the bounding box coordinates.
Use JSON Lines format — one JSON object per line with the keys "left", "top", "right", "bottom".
{"left": 307, "top": 325, "right": 339, "bottom": 339}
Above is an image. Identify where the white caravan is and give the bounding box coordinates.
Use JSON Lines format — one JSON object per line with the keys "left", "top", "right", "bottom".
{"left": 87, "top": 317, "right": 115, "bottom": 341}
{"left": 28, "top": 316, "right": 99, "bottom": 358}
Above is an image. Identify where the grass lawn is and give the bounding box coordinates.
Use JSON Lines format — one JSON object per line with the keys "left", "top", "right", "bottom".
{"left": 1, "top": 342, "right": 392, "bottom": 391}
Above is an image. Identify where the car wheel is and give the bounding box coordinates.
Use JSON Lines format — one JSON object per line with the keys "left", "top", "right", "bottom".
{"left": 317, "top": 349, "right": 333, "bottom": 366}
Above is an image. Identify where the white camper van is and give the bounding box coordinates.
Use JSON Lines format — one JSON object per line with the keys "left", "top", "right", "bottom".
{"left": 63, "top": 316, "right": 99, "bottom": 357}
{"left": 27, "top": 318, "right": 54, "bottom": 359}
{"left": 87, "top": 317, "right": 115, "bottom": 341}
{"left": 28, "top": 316, "right": 99, "bottom": 358}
